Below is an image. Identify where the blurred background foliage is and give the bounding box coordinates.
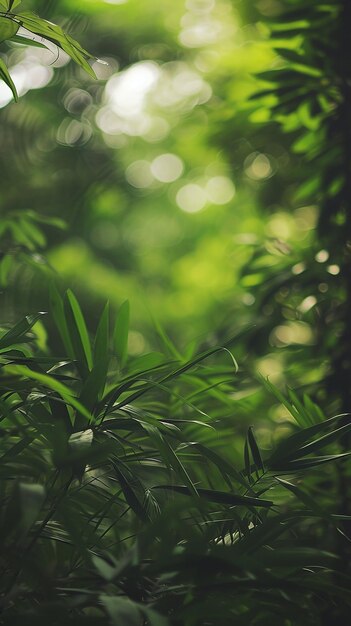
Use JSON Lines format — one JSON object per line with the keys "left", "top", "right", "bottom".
{"left": 0, "top": 0, "right": 347, "bottom": 427}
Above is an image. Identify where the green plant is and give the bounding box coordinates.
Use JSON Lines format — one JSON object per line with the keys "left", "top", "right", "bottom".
{"left": 0, "top": 291, "right": 350, "bottom": 625}
{"left": 1, "top": 2, "right": 351, "bottom": 624}
{"left": 0, "top": 0, "right": 95, "bottom": 101}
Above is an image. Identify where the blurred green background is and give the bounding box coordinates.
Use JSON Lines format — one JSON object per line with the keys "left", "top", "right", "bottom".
{"left": 0, "top": 0, "right": 337, "bottom": 408}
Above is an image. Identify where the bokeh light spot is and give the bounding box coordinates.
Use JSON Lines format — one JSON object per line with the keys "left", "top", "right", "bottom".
{"left": 176, "top": 184, "right": 207, "bottom": 213}
{"left": 206, "top": 176, "right": 235, "bottom": 204}
{"left": 151, "top": 154, "right": 184, "bottom": 183}
{"left": 126, "top": 160, "right": 154, "bottom": 188}
{"left": 245, "top": 153, "right": 273, "bottom": 180}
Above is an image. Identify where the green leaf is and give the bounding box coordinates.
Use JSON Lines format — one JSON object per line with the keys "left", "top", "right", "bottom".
{"left": 93, "top": 301, "right": 110, "bottom": 372}
{"left": 8, "top": 33, "right": 46, "bottom": 48}
{"left": 114, "top": 300, "right": 130, "bottom": 368}
{"left": 112, "top": 460, "right": 149, "bottom": 522}
{"left": 286, "top": 421, "right": 351, "bottom": 461}
{"left": 268, "top": 413, "right": 349, "bottom": 465}
{"left": 0, "top": 57, "right": 17, "bottom": 101}
{"left": 17, "top": 11, "right": 96, "bottom": 78}
{"left": 49, "top": 283, "right": 74, "bottom": 359}
{"left": 0, "top": 16, "right": 18, "bottom": 42}
{"left": 247, "top": 427, "right": 265, "bottom": 474}
{"left": 261, "top": 377, "right": 307, "bottom": 427}
{"left": 244, "top": 436, "right": 252, "bottom": 484}
{"left": 6, "top": 364, "right": 92, "bottom": 425}
{"left": 64, "top": 289, "right": 93, "bottom": 379}
{"left": 271, "top": 452, "right": 351, "bottom": 472}
{"left": 275, "top": 477, "right": 329, "bottom": 517}
{"left": 80, "top": 302, "right": 110, "bottom": 410}
{"left": 114, "top": 345, "right": 234, "bottom": 411}
{"left": 0, "top": 1, "right": 22, "bottom": 11}
{"left": 9, "top": 1, "right": 22, "bottom": 10}
{"left": 0, "top": 311, "right": 47, "bottom": 350}
{"left": 256, "top": 546, "right": 339, "bottom": 569}
{"left": 153, "top": 485, "right": 273, "bottom": 508}
{"left": 149, "top": 428, "right": 199, "bottom": 497}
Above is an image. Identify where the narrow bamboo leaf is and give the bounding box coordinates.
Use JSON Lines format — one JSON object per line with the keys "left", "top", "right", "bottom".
{"left": 94, "top": 302, "right": 110, "bottom": 370}
{"left": 0, "top": 1, "right": 21, "bottom": 11}
{"left": 0, "top": 435, "right": 35, "bottom": 462}
{"left": 114, "top": 300, "right": 129, "bottom": 368}
{"left": 9, "top": 34, "right": 47, "bottom": 48}
{"left": 147, "top": 427, "right": 198, "bottom": 497}
{"left": 64, "top": 289, "right": 93, "bottom": 379}
{"left": 114, "top": 345, "right": 232, "bottom": 411}
{"left": 257, "top": 546, "right": 339, "bottom": 568}
{"left": 236, "top": 515, "right": 300, "bottom": 554}
{"left": 80, "top": 302, "right": 110, "bottom": 410}
{"left": 287, "top": 388, "right": 314, "bottom": 427}
{"left": 6, "top": 364, "right": 92, "bottom": 424}
{"left": 0, "top": 311, "right": 47, "bottom": 349}
{"left": 111, "top": 461, "right": 149, "bottom": 522}
{"left": 260, "top": 377, "right": 302, "bottom": 425}
{"left": 244, "top": 435, "right": 252, "bottom": 484}
{"left": 248, "top": 427, "right": 265, "bottom": 474}
{"left": 268, "top": 413, "right": 349, "bottom": 465}
{"left": 0, "top": 57, "right": 17, "bottom": 100}
{"left": 8, "top": 1, "right": 22, "bottom": 10}
{"left": 49, "top": 283, "right": 74, "bottom": 358}
{"left": 271, "top": 452, "right": 351, "bottom": 472}
{"left": 17, "top": 12, "right": 96, "bottom": 78}
{"left": 153, "top": 485, "right": 273, "bottom": 507}
{"left": 303, "top": 393, "right": 325, "bottom": 423}
{"left": 287, "top": 421, "right": 351, "bottom": 460}
{"left": 275, "top": 477, "right": 329, "bottom": 518}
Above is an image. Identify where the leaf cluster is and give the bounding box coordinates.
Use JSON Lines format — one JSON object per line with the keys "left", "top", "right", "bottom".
{"left": 0, "top": 0, "right": 95, "bottom": 101}
{"left": 0, "top": 290, "right": 350, "bottom": 624}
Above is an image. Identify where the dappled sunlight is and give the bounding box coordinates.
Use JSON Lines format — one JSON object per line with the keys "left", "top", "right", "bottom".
{"left": 270, "top": 321, "right": 315, "bottom": 348}
{"left": 0, "top": 54, "right": 53, "bottom": 107}
{"left": 97, "top": 60, "right": 212, "bottom": 141}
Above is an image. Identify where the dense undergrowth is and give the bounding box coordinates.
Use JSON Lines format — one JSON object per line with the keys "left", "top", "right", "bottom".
{"left": 0, "top": 292, "right": 350, "bottom": 625}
